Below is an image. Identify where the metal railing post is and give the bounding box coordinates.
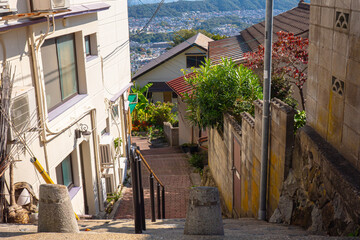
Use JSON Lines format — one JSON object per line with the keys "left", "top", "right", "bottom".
{"left": 162, "top": 186, "right": 165, "bottom": 219}
{"left": 149, "top": 173, "right": 156, "bottom": 222}
{"left": 136, "top": 151, "right": 146, "bottom": 231}
{"left": 157, "top": 183, "right": 161, "bottom": 219}
{"left": 130, "top": 146, "right": 142, "bottom": 234}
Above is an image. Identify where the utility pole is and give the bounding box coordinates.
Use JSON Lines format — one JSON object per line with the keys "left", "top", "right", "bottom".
{"left": 259, "top": 0, "right": 274, "bottom": 221}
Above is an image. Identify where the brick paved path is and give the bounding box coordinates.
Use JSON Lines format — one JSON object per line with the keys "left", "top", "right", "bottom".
{"left": 114, "top": 136, "right": 191, "bottom": 219}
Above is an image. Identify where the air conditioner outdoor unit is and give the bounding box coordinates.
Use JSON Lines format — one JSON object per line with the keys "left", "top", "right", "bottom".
{"left": 9, "top": 87, "right": 37, "bottom": 141}
{"left": 0, "top": 0, "right": 9, "bottom": 9}
{"left": 99, "top": 135, "right": 115, "bottom": 166}
{"left": 31, "top": 0, "right": 70, "bottom": 12}
{"left": 103, "top": 174, "right": 115, "bottom": 194}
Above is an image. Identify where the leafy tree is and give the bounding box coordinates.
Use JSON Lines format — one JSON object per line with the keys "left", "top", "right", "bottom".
{"left": 183, "top": 58, "right": 262, "bottom": 130}
{"left": 170, "top": 29, "right": 227, "bottom": 47}
{"left": 197, "top": 16, "right": 251, "bottom": 33}
{"left": 243, "top": 31, "right": 308, "bottom": 110}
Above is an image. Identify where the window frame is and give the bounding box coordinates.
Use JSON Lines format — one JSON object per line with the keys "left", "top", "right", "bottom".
{"left": 84, "top": 35, "right": 91, "bottom": 56}
{"left": 186, "top": 55, "right": 206, "bottom": 68}
{"left": 42, "top": 33, "right": 80, "bottom": 112}
{"left": 84, "top": 33, "right": 98, "bottom": 61}
{"left": 56, "top": 155, "right": 75, "bottom": 190}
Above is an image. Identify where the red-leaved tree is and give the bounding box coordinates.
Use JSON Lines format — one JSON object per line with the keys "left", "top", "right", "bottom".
{"left": 243, "top": 31, "right": 309, "bottom": 110}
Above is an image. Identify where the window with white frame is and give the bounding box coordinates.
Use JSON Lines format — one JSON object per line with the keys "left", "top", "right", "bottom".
{"left": 41, "top": 34, "right": 79, "bottom": 111}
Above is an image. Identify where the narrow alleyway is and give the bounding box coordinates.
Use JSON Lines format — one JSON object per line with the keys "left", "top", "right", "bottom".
{"left": 114, "top": 136, "right": 191, "bottom": 219}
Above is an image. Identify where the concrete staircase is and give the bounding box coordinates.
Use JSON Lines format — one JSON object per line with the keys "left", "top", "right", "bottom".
{"left": 115, "top": 137, "right": 191, "bottom": 219}
{"left": 0, "top": 219, "right": 345, "bottom": 239}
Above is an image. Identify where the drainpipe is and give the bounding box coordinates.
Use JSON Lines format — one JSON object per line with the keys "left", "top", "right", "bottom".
{"left": 28, "top": 25, "right": 50, "bottom": 174}
{"left": 90, "top": 109, "right": 104, "bottom": 212}
{"left": 259, "top": 0, "right": 274, "bottom": 221}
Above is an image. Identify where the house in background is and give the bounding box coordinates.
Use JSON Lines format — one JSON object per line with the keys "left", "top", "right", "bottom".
{"left": 0, "top": 0, "right": 132, "bottom": 218}
{"left": 167, "top": 1, "right": 310, "bottom": 146}
{"left": 208, "top": 0, "right": 310, "bottom": 110}
{"left": 132, "top": 33, "right": 213, "bottom": 103}
{"left": 167, "top": 72, "right": 203, "bottom": 145}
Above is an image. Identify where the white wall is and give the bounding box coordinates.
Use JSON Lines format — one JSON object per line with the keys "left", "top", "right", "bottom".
{"left": 135, "top": 46, "right": 206, "bottom": 88}
{"left": 2, "top": 0, "right": 131, "bottom": 216}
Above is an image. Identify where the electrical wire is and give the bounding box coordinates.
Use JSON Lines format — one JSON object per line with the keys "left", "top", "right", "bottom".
{"left": 138, "top": 0, "right": 165, "bottom": 34}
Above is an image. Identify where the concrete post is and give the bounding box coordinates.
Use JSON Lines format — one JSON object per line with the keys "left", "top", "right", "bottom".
{"left": 184, "top": 187, "right": 224, "bottom": 235}
{"left": 38, "top": 184, "right": 79, "bottom": 233}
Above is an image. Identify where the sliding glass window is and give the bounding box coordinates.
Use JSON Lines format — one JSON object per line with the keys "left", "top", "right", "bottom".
{"left": 42, "top": 34, "right": 79, "bottom": 111}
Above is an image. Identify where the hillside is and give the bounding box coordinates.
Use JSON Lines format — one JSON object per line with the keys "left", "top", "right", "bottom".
{"left": 129, "top": 0, "right": 300, "bottom": 18}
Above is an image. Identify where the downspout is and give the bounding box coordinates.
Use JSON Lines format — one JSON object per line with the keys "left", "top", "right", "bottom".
{"left": 259, "top": 0, "right": 274, "bottom": 221}
{"left": 28, "top": 25, "right": 51, "bottom": 173}
{"left": 90, "top": 109, "right": 104, "bottom": 212}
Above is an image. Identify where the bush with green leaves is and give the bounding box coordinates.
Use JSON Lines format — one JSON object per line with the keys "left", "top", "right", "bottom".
{"left": 294, "top": 110, "right": 306, "bottom": 133}
{"left": 147, "top": 101, "right": 177, "bottom": 128}
{"left": 189, "top": 153, "right": 205, "bottom": 170}
{"left": 184, "top": 58, "right": 263, "bottom": 129}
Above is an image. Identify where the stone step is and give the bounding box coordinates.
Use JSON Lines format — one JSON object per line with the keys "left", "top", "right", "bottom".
{"left": 142, "top": 154, "right": 188, "bottom": 160}
{"left": 140, "top": 147, "right": 183, "bottom": 155}
{"left": 0, "top": 218, "right": 339, "bottom": 239}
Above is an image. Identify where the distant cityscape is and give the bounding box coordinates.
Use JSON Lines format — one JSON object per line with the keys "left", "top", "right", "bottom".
{"left": 130, "top": 9, "right": 283, "bottom": 75}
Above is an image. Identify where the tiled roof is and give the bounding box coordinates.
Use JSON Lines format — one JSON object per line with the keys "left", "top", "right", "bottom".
{"left": 209, "top": 2, "right": 310, "bottom": 64}
{"left": 132, "top": 33, "right": 213, "bottom": 80}
{"left": 166, "top": 72, "right": 196, "bottom": 98}
{"left": 208, "top": 35, "right": 251, "bottom": 65}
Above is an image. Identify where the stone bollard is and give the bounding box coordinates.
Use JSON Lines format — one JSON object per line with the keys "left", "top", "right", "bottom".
{"left": 184, "top": 187, "right": 224, "bottom": 235}
{"left": 38, "top": 184, "right": 79, "bottom": 233}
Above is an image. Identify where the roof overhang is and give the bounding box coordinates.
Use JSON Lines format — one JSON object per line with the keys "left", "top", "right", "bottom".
{"left": 110, "top": 82, "right": 133, "bottom": 103}
{"left": 0, "top": 3, "right": 110, "bottom": 32}
{"left": 132, "top": 43, "right": 207, "bottom": 80}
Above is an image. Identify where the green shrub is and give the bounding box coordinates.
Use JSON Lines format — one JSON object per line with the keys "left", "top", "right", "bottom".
{"left": 184, "top": 58, "right": 262, "bottom": 130}
{"left": 189, "top": 153, "right": 204, "bottom": 170}
{"left": 294, "top": 110, "right": 306, "bottom": 133}
{"left": 147, "top": 101, "right": 177, "bottom": 128}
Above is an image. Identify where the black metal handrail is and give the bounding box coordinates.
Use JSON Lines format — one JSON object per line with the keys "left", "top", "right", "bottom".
{"left": 130, "top": 145, "right": 165, "bottom": 234}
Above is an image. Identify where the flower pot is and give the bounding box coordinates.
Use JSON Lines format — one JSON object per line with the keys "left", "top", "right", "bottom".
{"left": 181, "top": 146, "right": 190, "bottom": 153}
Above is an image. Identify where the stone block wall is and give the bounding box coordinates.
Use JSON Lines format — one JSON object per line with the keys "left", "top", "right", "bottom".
{"left": 307, "top": 0, "right": 360, "bottom": 170}
{"left": 271, "top": 125, "right": 360, "bottom": 236}
{"left": 163, "top": 122, "right": 179, "bottom": 146}
{"left": 208, "top": 98, "right": 294, "bottom": 219}
{"left": 208, "top": 124, "right": 233, "bottom": 213}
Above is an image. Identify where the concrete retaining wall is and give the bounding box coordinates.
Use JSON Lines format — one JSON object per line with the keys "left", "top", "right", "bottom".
{"left": 164, "top": 122, "right": 179, "bottom": 146}
{"left": 208, "top": 98, "right": 294, "bottom": 219}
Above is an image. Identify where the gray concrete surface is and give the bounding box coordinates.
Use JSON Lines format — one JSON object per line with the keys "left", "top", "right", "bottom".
{"left": 0, "top": 218, "right": 357, "bottom": 239}
{"left": 184, "top": 187, "right": 223, "bottom": 235}
{"left": 38, "top": 184, "right": 79, "bottom": 233}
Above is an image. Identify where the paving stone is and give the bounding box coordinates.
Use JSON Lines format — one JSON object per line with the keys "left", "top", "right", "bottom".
{"left": 115, "top": 136, "right": 191, "bottom": 219}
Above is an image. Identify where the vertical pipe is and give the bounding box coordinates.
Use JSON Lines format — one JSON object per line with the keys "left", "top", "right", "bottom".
{"left": 259, "top": 0, "right": 274, "bottom": 221}
{"left": 157, "top": 183, "right": 161, "bottom": 219}
{"left": 150, "top": 174, "right": 156, "bottom": 222}
{"left": 130, "top": 147, "right": 141, "bottom": 233}
{"left": 162, "top": 186, "right": 165, "bottom": 219}
{"left": 137, "top": 153, "right": 146, "bottom": 231}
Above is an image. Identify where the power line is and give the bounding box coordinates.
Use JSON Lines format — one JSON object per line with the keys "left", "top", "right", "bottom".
{"left": 138, "top": 0, "right": 165, "bottom": 34}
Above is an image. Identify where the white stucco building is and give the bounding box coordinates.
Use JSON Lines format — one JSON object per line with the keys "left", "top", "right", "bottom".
{"left": 1, "top": 0, "right": 132, "bottom": 216}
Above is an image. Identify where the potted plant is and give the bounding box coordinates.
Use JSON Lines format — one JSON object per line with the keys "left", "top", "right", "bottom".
{"left": 181, "top": 143, "right": 198, "bottom": 153}
{"left": 181, "top": 143, "right": 190, "bottom": 153}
